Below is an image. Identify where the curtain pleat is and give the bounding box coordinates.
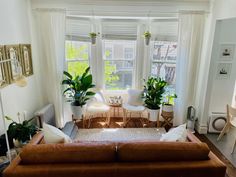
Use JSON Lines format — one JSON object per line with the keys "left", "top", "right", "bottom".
{"left": 35, "top": 10, "right": 66, "bottom": 128}
{"left": 174, "top": 13, "right": 205, "bottom": 125}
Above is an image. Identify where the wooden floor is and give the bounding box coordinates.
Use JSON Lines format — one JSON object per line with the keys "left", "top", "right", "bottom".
{"left": 195, "top": 133, "right": 236, "bottom": 177}
{"left": 76, "top": 117, "right": 234, "bottom": 177}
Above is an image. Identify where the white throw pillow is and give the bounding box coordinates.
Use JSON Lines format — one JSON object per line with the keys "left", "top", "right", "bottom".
{"left": 43, "top": 123, "right": 72, "bottom": 144}
{"left": 160, "top": 124, "right": 187, "bottom": 142}
{"left": 127, "top": 89, "right": 143, "bottom": 106}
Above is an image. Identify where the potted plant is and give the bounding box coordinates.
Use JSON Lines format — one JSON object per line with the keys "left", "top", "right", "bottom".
{"left": 62, "top": 67, "right": 95, "bottom": 119}
{"left": 89, "top": 32, "right": 97, "bottom": 45}
{"left": 143, "top": 77, "right": 167, "bottom": 121}
{"left": 143, "top": 31, "right": 151, "bottom": 45}
{"left": 162, "top": 92, "right": 177, "bottom": 113}
{"left": 5, "top": 116, "right": 38, "bottom": 148}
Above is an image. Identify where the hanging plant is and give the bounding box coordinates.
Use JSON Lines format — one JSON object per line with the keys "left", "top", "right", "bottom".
{"left": 143, "top": 31, "right": 151, "bottom": 46}
{"left": 89, "top": 32, "right": 97, "bottom": 45}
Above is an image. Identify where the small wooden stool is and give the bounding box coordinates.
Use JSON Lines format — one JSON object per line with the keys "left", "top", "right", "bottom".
{"left": 72, "top": 114, "right": 85, "bottom": 128}
{"left": 161, "top": 111, "right": 173, "bottom": 127}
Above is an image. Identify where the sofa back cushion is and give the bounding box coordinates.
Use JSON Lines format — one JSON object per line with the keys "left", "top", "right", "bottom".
{"left": 117, "top": 142, "right": 210, "bottom": 162}
{"left": 20, "top": 142, "right": 116, "bottom": 164}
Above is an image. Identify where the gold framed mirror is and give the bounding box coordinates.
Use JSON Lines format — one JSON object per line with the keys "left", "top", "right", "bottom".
{"left": 4, "top": 45, "right": 23, "bottom": 83}
{"left": 19, "top": 44, "right": 33, "bottom": 76}
{"left": 0, "top": 45, "right": 10, "bottom": 87}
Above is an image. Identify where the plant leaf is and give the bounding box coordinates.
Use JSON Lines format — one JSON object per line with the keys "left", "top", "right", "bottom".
{"left": 63, "top": 71, "right": 72, "bottom": 80}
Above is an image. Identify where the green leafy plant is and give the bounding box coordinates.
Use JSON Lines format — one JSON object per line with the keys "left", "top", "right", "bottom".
{"left": 143, "top": 31, "right": 151, "bottom": 38}
{"left": 89, "top": 32, "right": 97, "bottom": 38}
{"left": 143, "top": 77, "right": 167, "bottom": 110}
{"left": 164, "top": 92, "right": 177, "bottom": 105}
{"left": 62, "top": 67, "right": 95, "bottom": 106}
{"left": 5, "top": 116, "right": 38, "bottom": 143}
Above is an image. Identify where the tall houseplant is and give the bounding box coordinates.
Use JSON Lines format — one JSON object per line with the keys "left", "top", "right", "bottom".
{"left": 143, "top": 77, "right": 167, "bottom": 121}
{"left": 62, "top": 67, "right": 95, "bottom": 119}
{"left": 5, "top": 116, "right": 38, "bottom": 147}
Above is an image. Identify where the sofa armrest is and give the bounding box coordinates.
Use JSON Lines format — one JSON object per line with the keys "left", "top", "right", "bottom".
{"left": 186, "top": 130, "right": 226, "bottom": 174}
{"left": 3, "top": 156, "right": 21, "bottom": 177}
{"left": 186, "top": 130, "right": 202, "bottom": 143}
{"left": 28, "top": 132, "right": 44, "bottom": 145}
{"left": 34, "top": 104, "right": 56, "bottom": 128}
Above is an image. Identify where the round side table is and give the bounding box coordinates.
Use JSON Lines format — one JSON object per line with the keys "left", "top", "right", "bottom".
{"left": 109, "top": 104, "right": 122, "bottom": 117}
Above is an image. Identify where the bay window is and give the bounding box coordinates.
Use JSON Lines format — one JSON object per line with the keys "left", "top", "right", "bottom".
{"left": 65, "top": 17, "right": 179, "bottom": 92}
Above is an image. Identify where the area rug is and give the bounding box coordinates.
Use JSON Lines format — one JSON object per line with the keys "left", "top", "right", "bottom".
{"left": 75, "top": 128, "right": 166, "bottom": 142}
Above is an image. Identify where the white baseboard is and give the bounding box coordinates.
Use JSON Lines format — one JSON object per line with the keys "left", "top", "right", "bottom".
{"left": 195, "top": 121, "right": 208, "bottom": 134}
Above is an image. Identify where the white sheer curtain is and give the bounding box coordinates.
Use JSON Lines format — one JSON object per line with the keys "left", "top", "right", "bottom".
{"left": 35, "top": 9, "right": 66, "bottom": 128}
{"left": 174, "top": 13, "right": 205, "bottom": 125}
{"left": 134, "top": 24, "right": 151, "bottom": 89}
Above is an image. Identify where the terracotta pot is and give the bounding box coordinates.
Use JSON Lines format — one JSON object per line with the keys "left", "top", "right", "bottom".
{"left": 148, "top": 109, "right": 160, "bottom": 121}
{"left": 71, "top": 104, "right": 86, "bottom": 119}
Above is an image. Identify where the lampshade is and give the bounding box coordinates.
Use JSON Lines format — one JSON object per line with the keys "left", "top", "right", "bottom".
{"left": 15, "top": 75, "right": 27, "bottom": 87}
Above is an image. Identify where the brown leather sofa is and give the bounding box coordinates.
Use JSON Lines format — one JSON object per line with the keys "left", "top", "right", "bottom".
{"left": 3, "top": 131, "right": 226, "bottom": 177}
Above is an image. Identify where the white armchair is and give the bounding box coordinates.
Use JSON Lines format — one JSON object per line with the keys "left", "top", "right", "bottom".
{"left": 122, "top": 89, "right": 147, "bottom": 127}
{"left": 84, "top": 91, "right": 110, "bottom": 128}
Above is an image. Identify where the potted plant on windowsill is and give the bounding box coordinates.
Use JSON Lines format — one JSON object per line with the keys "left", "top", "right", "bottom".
{"left": 143, "top": 77, "right": 167, "bottom": 121}
{"left": 162, "top": 92, "right": 177, "bottom": 113}
{"left": 89, "top": 32, "right": 97, "bottom": 45}
{"left": 62, "top": 67, "right": 95, "bottom": 119}
{"left": 143, "top": 31, "right": 151, "bottom": 46}
{"left": 5, "top": 116, "right": 38, "bottom": 148}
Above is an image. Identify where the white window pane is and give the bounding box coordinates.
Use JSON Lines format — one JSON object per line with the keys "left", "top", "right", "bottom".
{"left": 124, "top": 48, "right": 134, "bottom": 59}
{"left": 105, "top": 60, "right": 133, "bottom": 90}
{"left": 65, "top": 40, "right": 90, "bottom": 60}
{"left": 151, "top": 40, "right": 177, "bottom": 95}
{"left": 151, "top": 63, "right": 176, "bottom": 85}
{"left": 103, "top": 40, "right": 136, "bottom": 90}
{"left": 153, "top": 41, "right": 177, "bottom": 61}
{"left": 104, "top": 40, "right": 136, "bottom": 60}
{"left": 67, "top": 61, "right": 89, "bottom": 77}
{"left": 65, "top": 40, "right": 90, "bottom": 77}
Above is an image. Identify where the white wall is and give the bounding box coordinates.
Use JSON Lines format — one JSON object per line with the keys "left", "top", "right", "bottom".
{"left": 196, "top": 0, "right": 236, "bottom": 133}
{"left": 209, "top": 19, "right": 236, "bottom": 112}
{"left": 0, "top": 0, "right": 43, "bottom": 134}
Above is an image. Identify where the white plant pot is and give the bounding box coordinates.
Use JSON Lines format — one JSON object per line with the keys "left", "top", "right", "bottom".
{"left": 148, "top": 109, "right": 160, "bottom": 121}
{"left": 91, "top": 37, "right": 96, "bottom": 45}
{"left": 71, "top": 104, "right": 85, "bottom": 119}
{"left": 13, "top": 139, "right": 25, "bottom": 148}
{"left": 162, "top": 104, "right": 173, "bottom": 113}
{"left": 145, "top": 37, "right": 151, "bottom": 45}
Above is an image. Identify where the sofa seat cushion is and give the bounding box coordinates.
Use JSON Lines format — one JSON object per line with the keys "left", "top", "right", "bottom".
{"left": 20, "top": 142, "right": 116, "bottom": 164}
{"left": 117, "top": 142, "right": 210, "bottom": 162}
